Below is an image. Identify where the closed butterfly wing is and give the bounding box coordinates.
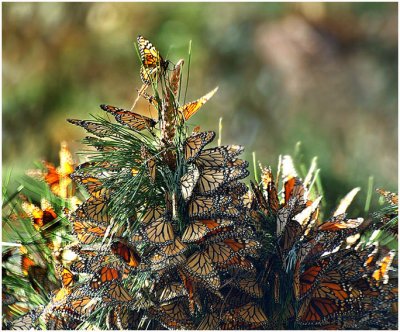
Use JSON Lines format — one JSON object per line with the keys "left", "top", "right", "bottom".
{"left": 90, "top": 266, "right": 121, "bottom": 291}
{"left": 111, "top": 241, "right": 141, "bottom": 268}
{"left": 137, "top": 35, "right": 165, "bottom": 68}
{"left": 104, "top": 282, "right": 133, "bottom": 304}
{"left": 197, "top": 167, "right": 249, "bottom": 196}
{"left": 67, "top": 119, "right": 116, "bottom": 138}
{"left": 372, "top": 250, "right": 395, "bottom": 284}
{"left": 236, "top": 277, "right": 263, "bottom": 298}
{"left": 184, "top": 131, "right": 215, "bottom": 162}
{"left": 184, "top": 251, "right": 220, "bottom": 290}
{"left": 198, "top": 311, "right": 220, "bottom": 330}
{"left": 180, "top": 87, "right": 218, "bottom": 121}
{"left": 140, "top": 205, "right": 164, "bottom": 225}
{"left": 195, "top": 145, "right": 244, "bottom": 168}
{"left": 180, "top": 166, "right": 200, "bottom": 201}
{"left": 236, "top": 302, "right": 268, "bottom": 327}
{"left": 159, "top": 282, "right": 187, "bottom": 303}
{"left": 144, "top": 219, "right": 174, "bottom": 245}
{"left": 182, "top": 219, "right": 233, "bottom": 243}
{"left": 137, "top": 35, "right": 167, "bottom": 85}
{"left": 161, "top": 237, "right": 187, "bottom": 257}
{"left": 100, "top": 104, "right": 156, "bottom": 131}
{"left": 71, "top": 220, "right": 107, "bottom": 244}
{"left": 141, "top": 146, "right": 156, "bottom": 183}
{"left": 82, "top": 196, "right": 111, "bottom": 224}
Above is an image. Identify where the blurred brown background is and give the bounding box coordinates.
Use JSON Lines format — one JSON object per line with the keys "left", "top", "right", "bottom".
{"left": 3, "top": 2, "right": 397, "bottom": 214}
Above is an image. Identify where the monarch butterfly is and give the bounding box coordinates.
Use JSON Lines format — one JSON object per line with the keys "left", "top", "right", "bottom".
{"left": 71, "top": 219, "right": 107, "bottom": 244}
{"left": 68, "top": 248, "right": 109, "bottom": 274}
{"left": 55, "top": 265, "right": 78, "bottom": 288}
{"left": 159, "top": 282, "right": 187, "bottom": 303}
{"left": 151, "top": 252, "right": 186, "bottom": 272}
{"left": 376, "top": 188, "right": 398, "bottom": 206}
{"left": 90, "top": 266, "right": 121, "bottom": 290}
{"left": 207, "top": 239, "right": 260, "bottom": 266}
{"left": 21, "top": 199, "right": 57, "bottom": 231}
{"left": 284, "top": 176, "right": 307, "bottom": 207}
{"left": 235, "top": 277, "right": 264, "bottom": 298}
{"left": 260, "top": 165, "right": 280, "bottom": 212}
{"left": 233, "top": 302, "right": 268, "bottom": 326}
{"left": 161, "top": 237, "right": 187, "bottom": 257}
{"left": 279, "top": 220, "right": 302, "bottom": 255}
{"left": 372, "top": 250, "right": 395, "bottom": 284}
{"left": 81, "top": 195, "right": 110, "bottom": 224}
{"left": 70, "top": 175, "right": 110, "bottom": 199}
{"left": 104, "top": 281, "right": 133, "bottom": 303}
{"left": 297, "top": 297, "right": 339, "bottom": 323}
{"left": 84, "top": 136, "right": 121, "bottom": 152}
{"left": 67, "top": 295, "right": 99, "bottom": 318}
{"left": 21, "top": 255, "right": 57, "bottom": 294}
{"left": 140, "top": 205, "right": 164, "bottom": 225}
{"left": 184, "top": 251, "right": 220, "bottom": 290}
{"left": 197, "top": 311, "right": 220, "bottom": 330}
{"left": 111, "top": 240, "right": 141, "bottom": 268}
{"left": 100, "top": 104, "right": 157, "bottom": 131}
{"left": 31, "top": 142, "right": 75, "bottom": 198}
{"left": 141, "top": 91, "right": 159, "bottom": 108}
{"left": 141, "top": 146, "right": 156, "bottom": 183}
{"left": 250, "top": 181, "right": 269, "bottom": 214}
{"left": 181, "top": 219, "right": 233, "bottom": 243}
{"left": 180, "top": 87, "right": 218, "bottom": 121}
{"left": 184, "top": 131, "right": 215, "bottom": 162}
{"left": 45, "top": 313, "right": 81, "bottom": 330}
{"left": 137, "top": 35, "right": 168, "bottom": 85}
{"left": 143, "top": 219, "right": 175, "bottom": 245}
{"left": 178, "top": 270, "right": 201, "bottom": 315}
{"left": 197, "top": 167, "right": 249, "bottom": 196}
{"left": 8, "top": 306, "right": 44, "bottom": 330}
{"left": 276, "top": 197, "right": 296, "bottom": 237}
{"left": 195, "top": 145, "right": 244, "bottom": 168}
{"left": 180, "top": 166, "right": 200, "bottom": 201}
{"left": 67, "top": 118, "right": 116, "bottom": 138}
{"left": 148, "top": 301, "right": 194, "bottom": 329}
{"left": 219, "top": 255, "right": 255, "bottom": 273}
{"left": 188, "top": 195, "right": 239, "bottom": 220}
{"left": 318, "top": 217, "right": 364, "bottom": 232}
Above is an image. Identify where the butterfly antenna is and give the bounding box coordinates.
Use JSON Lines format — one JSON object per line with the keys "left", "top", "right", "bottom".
{"left": 183, "top": 40, "right": 192, "bottom": 105}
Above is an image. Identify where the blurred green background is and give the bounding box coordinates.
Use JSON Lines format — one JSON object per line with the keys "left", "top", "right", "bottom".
{"left": 3, "top": 2, "right": 397, "bottom": 215}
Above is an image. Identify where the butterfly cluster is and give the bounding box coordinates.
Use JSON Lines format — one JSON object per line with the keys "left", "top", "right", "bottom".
{"left": 249, "top": 157, "right": 398, "bottom": 329}
{"left": 3, "top": 36, "right": 397, "bottom": 330}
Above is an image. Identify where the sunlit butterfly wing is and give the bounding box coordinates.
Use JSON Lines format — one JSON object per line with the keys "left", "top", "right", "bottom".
{"left": 372, "top": 250, "right": 395, "bottom": 284}
{"left": 180, "top": 166, "right": 200, "bottom": 201}
{"left": 180, "top": 87, "right": 218, "bottom": 121}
